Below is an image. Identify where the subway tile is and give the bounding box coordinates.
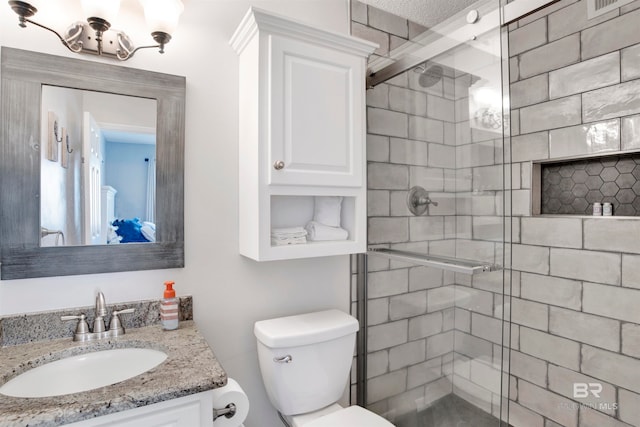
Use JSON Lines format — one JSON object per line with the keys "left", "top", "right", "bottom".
{"left": 368, "top": 162, "right": 408, "bottom": 189}
{"left": 454, "top": 307, "right": 471, "bottom": 333}
{"left": 512, "top": 131, "right": 548, "bottom": 162}
{"left": 389, "top": 86, "right": 427, "bottom": 116}
{"left": 519, "top": 34, "right": 580, "bottom": 79}
{"left": 622, "top": 323, "right": 640, "bottom": 358}
{"left": 508, "top": 401, "right": 544, "bottom": 427}
{"left": 427, "top": 143, "right": 455, "bottom": 168}
{"left": 521, "top": 161, "right": 531, "bottom": 189}
{"left": 511, "top": 108, "right": 521, "bottom": 136}
{"left": 389, "top": 291, "right": 427, "bottom": 320}
{"left": 427, "top": 286, "right": 456, "bottom": 312}
{"left": 367, "top": 190, "right": 389, "bottom": 216}
{"left": 456, "top": 239, "right": 496, "bottom": 263}
{"left": 518, "top": 380, "right": 578, "bottom": 427}
{"left": 367, "top": 134, "right": 390, "bottom": 162}
{"left": 368, "top": 319, "right": 408, "bottom": 352}
{"left": 622, "top": 43, "right": 640, "bottom": 81}
{"left": 548, "top": 365, "right": 617, "bottom": 417}
{"left": 549, "top": 52, "right": 619, "bottom": 99}
{"left": 454, "top": 331, "right": 493, "bottom": 361}
{"left": 409, "top": 266, "right": 443, "bottom": 291}
{"left": 520, "top": 95, "right": 582, "bottom": 134}
{"left": 443, "top": 122, "right": 456, "bottom": 146}
{"left": 407, "top": 357, "right": 442, "bottom": 390}
{"left": 367, "top": 83, "right": 389, "bottom": 108}
{"left": 367, "top": 268, "right": 408, "bottom": 298}
{"left": 426, "top": 192, "right": 455, "bottom": 216}
{"left": 549, "top": 306, "right": 620, "bottom": 351}
{"left": 520, "top": 272, "right": 582, "bottom": 310}
{"left": 409, "top": 166, "right": 444, "bottom": 191}
{"left": 368, "top": 217, "right": 409, "bottom": 244}
{"left": 510, "top": 350, "right": 547, "bottom": 387}
{"left": 472, "top": 165, "right": 503, "bottom": 192}
{"left": 426, "top": 331, "right": 454, "bottom": 359}
{"left": 386, "top": 71, "right": 408, "bottom": 88}
{"left": 520, "top": 217, "right": 582, "bottom": 248}
{"left": 511, "top": 74, "right": 549, "bottom": 109}
{"left": 472, "top": 216, "right": 504, "bottom": 242}
{"left": 367, "top": 6, "right": 408, "bottom": 39}
{"left": 470, "top": 359, "right": 501, "bottom": 394}
{"left": 368, "top": 298, "right": 389, "bottom": 326}
{"left": 622, "top": 254, "right": 640, "bottom": 289}
{"left": 584, "top": 218, "right": 640, "bottom": 254}
{"left": 549, "top": 119, "right": 620, "bottom": 158}
{"left": 579, "top": 406, "right": 634, "bottom": 427}
{"left": 510, "top": 56, "right": 519, "bottom": 83}
{"left": 512, "top": 244, "right": 549, "bottom": 274}
{"left": 389, "top": 137, "right": 429, "bottom": 166}
{"left": 427, "top": 95, "right": 455, "bottom": 122}
{"left": 350, "top": 0, "right": 367, "bottom": 25}
{"left": 548, "top": 0, "right": 618, "bottom": 42}
{"left": 583, "top": 79, "right": 640, "bottom": 122}
{"left": 470, "top": 312, "right": 503, "bottom": 345}
{"left": 582, "top": 345, "right": 640, "bottom": 394}
{"left": 409, "top": 216, "right": 444, "bottom": 241}
{"left": 520, "top": 327, "right": 580, "bottom": 370}
{"left": 351, "top": 22, "right": 389, "bottom": 57}
{"left": 408, "top": 115, "right": 444, "bottom": 143}
{"left": 456, "top": 140, "right": 496, "bottom": 168}
{"left": 511, "top": 298, "right": 548, "bottom": 331}
{"left": 366, "top": 369, "right": 407, "bottom": 404}
{"left": 389, "top": 339, "right": 425, "bottom": 370}
{"left": 455, "top": 285, "right": 494, "bottom": 316}
{"left": 621, "top": 114, "right": 640, "bottom": 151}
{"left": 583, "top": 282, "right": 640, "bottom": 323}
{"left": 408, "top": 312, "right": 443, "bottom": 340}
{"left": 581, "top": 8, "right": 640, "bottom": 60}
{"left": 619, "top": 389, "right": 640, "bottom": 425}
{"left": 368, "top": 107, "right": 407, "bottom": 137}
{"left": 509, "top": 18, "right": 547, "bottom": 56}
{"left": 550, "top": 248, "right": 620, "bottom": 285}
{"left": 367, "top": 350, "right": 388, "bottom": 379}
{"left": 518, "top": 0, "right": 578, "bottom": 27}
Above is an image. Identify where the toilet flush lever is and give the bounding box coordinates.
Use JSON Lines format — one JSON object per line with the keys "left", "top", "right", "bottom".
{"left": 274, "top": 355, "right": 293, "bottom": 363}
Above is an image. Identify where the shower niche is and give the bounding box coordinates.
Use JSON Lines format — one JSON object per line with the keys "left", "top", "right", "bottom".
{"left": 230, "top": 7, "right": 376, "bottom": 261}
{"left": 533, "top": 153, "right": 640, "bottom": 216}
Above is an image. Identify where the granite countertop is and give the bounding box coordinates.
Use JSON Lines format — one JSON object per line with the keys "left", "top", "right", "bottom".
{"left": 0, "top": 321, "right": 227, "bottom": 427}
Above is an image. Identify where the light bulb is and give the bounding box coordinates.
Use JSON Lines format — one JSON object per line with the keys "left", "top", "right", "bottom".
{"left": 141, "top": 0, "right": 184, "bottom": 35}
{"left": 81, "top": 0, "right": 120, "bottom": 23}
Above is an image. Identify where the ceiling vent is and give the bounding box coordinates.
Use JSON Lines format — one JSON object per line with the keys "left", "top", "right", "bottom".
{"left": 587, "top": 0, "right": 635, "bottom": 19}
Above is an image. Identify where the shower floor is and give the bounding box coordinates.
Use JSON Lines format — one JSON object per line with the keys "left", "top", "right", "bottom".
{"left": 393, "top": 394, "right": 508, "bottom": 427}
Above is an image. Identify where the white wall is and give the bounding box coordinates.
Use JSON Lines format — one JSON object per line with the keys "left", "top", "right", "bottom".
{"left": 0, "top": 2, "right": 351, "bottom": 426}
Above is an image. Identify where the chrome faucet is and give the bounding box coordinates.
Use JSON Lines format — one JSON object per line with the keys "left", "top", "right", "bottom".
{"left": 61, "top": 292, "right": 135, "bottom": 342}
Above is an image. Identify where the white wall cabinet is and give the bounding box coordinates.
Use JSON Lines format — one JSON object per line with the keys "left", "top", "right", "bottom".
{"left": 64, "top": 391, "right": 214, "bottom": 427}
{"left": 231, "top": 7, "right": 377, "bottom": 261}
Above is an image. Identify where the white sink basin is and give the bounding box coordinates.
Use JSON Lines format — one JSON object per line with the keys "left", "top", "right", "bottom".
{"left": 0, "top": 348, "right": 167, "bottom": 398}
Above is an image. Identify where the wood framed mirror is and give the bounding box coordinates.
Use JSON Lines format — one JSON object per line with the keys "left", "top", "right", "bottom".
{"left": 0, "top": 47, "right": 185, "bottom": 279}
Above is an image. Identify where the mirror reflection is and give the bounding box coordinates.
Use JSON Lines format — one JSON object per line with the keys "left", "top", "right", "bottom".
{"left": 40, "top": 86, "right": 157, "bottom": 247}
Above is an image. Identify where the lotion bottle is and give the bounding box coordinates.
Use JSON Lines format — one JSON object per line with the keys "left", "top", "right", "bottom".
{"left": 161, "top": 281, "right": 179, "bottom": 330}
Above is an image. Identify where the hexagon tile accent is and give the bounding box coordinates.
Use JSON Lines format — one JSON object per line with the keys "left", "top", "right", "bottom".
{"left": 541, "top": 155, "right": 640, "bottom": 216}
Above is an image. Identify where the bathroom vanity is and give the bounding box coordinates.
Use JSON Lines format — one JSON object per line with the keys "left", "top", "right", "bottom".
{"left": 0, "top": 309, "right": 226, "bottom": 427}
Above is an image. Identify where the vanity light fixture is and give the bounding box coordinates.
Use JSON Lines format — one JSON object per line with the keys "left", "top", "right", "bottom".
{"left": 7, "top": 0, "right": 184, "bottom": 61}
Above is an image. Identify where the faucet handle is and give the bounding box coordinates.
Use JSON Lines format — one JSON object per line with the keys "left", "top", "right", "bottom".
{"left": 109, "top": 308, "right": 135, "bottom": 335}
{"left": 61, "top": 314, "right": 90, "bottom": 338}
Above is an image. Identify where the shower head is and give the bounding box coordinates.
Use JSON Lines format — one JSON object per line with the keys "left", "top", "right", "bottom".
{"left": 414, "top": 64, "right": 443, "bottom": 88}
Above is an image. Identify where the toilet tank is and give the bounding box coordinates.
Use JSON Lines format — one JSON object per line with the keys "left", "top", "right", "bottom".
{"left": 254, "top": 309, "right": 359, "bottom": 416}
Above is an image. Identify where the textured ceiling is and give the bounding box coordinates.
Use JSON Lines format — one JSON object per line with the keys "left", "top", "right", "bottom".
{"left": 358, "top": 0, "right": 479, "bottom": 28}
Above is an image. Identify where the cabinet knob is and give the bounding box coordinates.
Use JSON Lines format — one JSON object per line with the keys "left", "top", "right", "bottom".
{"left": 273, "top": 160, "right": 285, "bottom": 170}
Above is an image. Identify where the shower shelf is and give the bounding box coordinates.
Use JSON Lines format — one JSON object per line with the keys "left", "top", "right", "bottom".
{"left": 367, "top": 248, "right": 498, "bottom": 275}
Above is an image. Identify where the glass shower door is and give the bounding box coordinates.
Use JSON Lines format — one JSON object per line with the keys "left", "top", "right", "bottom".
{"left": 358, "top": 0, "right": 512, "bottom": 425}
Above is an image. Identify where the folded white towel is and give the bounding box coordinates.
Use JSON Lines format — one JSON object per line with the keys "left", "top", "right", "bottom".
{"left": 271, "top": 226, "right": 308, "bottom": 238}
{"left": 271, "top": 236, "right": 307, "bottom": 246}
{"left": 305, "top": 221, "right": 349, "bottom": 241}
{"left": 314, "top": 196, "right": 343, "bottom": 227}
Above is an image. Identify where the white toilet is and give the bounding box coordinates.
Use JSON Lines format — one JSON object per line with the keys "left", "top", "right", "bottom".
{"left": 254, "top": 309, "right": 393, "bottom": 427}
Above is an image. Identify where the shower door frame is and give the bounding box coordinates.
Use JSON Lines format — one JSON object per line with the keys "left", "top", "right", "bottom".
{"left": 354, "top": 0, "right": 561, "bottom": 420}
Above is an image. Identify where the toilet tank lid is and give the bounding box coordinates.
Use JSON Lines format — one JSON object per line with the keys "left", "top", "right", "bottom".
{"left": 254, "top": 309, "right": 359, "bottom": 348}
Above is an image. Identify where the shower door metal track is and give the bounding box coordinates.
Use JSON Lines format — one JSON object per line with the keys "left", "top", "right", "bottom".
{"left": 367, "top": 248, "right": 497, "bottom": 275}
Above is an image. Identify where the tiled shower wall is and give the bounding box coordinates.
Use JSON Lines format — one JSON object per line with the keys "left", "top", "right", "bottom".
{"left": 351, "top": 0, "right": 510, "bottom": 422}
{"left": 507, "top": 0, "right": 640, "bottom": 426}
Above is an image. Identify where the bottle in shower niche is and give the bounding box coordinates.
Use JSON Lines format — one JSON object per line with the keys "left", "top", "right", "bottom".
{"left": 161, "top": 281, "right": 179, "bottom": 330}
{"left": 603, "top": 202, "right": 613, "bottom": 216}
{"left": 593, "top": 202, "right": 602, "bottom": 216}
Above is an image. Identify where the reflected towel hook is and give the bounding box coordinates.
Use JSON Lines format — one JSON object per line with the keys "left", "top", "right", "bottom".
{"left": 65, "top": 133, "right": 73, "bottom": 154}
{"left": 53, "top": 119, "right": 63, "bottom": 143}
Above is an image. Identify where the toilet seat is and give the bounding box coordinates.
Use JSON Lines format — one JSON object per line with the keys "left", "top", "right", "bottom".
{"left": 304, "top": 405, "right": 393, "bottom": 427}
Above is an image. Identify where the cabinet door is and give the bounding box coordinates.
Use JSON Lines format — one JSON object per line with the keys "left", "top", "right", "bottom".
{"left": 269, "top": 35, "right": 365, "bottom": 187}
